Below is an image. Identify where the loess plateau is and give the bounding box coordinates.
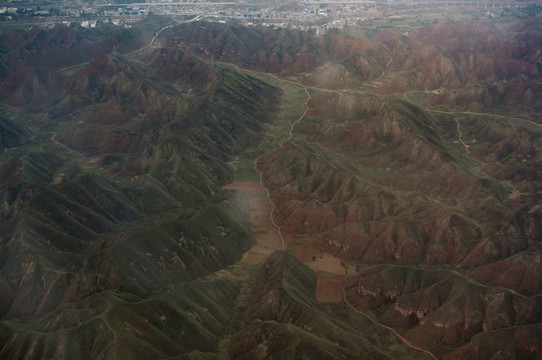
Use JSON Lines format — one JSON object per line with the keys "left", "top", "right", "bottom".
{"left": 0, "top": 14, "right": 542, "bottom": 360}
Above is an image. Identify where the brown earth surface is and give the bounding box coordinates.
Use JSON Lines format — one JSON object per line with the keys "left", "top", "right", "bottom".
{"left": 224, "top": 180, "right": 283, "bottom": 265}
{"left": 224, "top": 167, "right": 346, "bottom": 301}
{"left": 3, "top": 17, "right": 542, "bottom": 359}
{"left": 316, "top": 273, "right": 344, "bottom": 303}
{"left": 292, "top": 242, "right": 346, "bottom": 275}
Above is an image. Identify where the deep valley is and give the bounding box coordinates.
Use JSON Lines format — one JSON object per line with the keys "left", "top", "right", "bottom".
{"left": 1, "top": 12, "right": 542, "bottom": 360}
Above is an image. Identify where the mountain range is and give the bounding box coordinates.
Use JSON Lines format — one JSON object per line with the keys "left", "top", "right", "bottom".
{"left": 0, "top": 14, "right": 541, "bottom": 359}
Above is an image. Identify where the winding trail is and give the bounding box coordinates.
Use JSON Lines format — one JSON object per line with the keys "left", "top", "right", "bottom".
{"left": 430, "top": 108, "right": 542, "bottom": 129}
{"left": 124, "top": 23, "right": 176, "bottom": 56}
{"left": 343, "top": 288, "right": 439, "bottom": 360}
{"left": 254, "top": 166, "right": 286, "bottom": 251}
{"left": 454, "top": 118, "right": 485, "bottom": 165}
{"left": 400, "top": 89, "right": 541, "bottom": 129}
{"left": 56, "top": 62, "right": 89, "bottom": 73}
{"left": 51, "top": 132, "right": 85, "bottom": 158}
{"left": 281, "top": 87, "right": 311, "bottom": 147}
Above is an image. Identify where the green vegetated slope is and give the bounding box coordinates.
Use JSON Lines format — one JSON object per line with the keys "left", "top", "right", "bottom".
{"left": 163, "top": 16, "right": 542, "bottom": 359}
{"left": 1, "top": 14, "right": 542, "bottom": 360}
{"left": 226, "top": 251, "right": 432, "bottom": 360}
{"left": 0, "top": 20, "right": 283, "bottom": 359}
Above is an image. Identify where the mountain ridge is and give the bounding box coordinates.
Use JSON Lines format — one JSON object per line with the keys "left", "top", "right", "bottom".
{"left": 1, "top": 16, "right": 541, "bottom": 359}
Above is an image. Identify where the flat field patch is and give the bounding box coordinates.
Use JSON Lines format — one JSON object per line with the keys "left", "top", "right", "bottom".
{"left": 292, "top": 242, "right": 346, "bottom": 275}
{"left": 316, "top": 273, "right": 344, "bottom": 303}
{"left": 225, "top": 180, "right": 282, "bottom": 264}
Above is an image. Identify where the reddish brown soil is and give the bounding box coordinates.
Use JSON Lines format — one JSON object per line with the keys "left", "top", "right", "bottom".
{"left": 226, "top": 181, "right": 346, "bottom": 301}
{"left": 283, "top": 233, "right": 302, "bottom": 247}
{"left": 292, "top": 242, "right": 346, "bottom": 275}
{"left": 225, "top": 181, "right": 282, "bottom": 265}
{"left": 315, "top": 273, "right": 344, "bottom": 303}
{"left": 248, "top": 195, "right": 283, "bottom": 250}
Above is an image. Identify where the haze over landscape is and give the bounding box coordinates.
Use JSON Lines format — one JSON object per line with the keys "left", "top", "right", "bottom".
{"left": 0, "top": 0, "right": 542, "bottom": 359}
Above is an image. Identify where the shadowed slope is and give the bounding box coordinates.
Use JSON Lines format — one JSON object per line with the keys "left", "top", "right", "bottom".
{"left": 0, "top": 37, "right": 281, "bottom": 359}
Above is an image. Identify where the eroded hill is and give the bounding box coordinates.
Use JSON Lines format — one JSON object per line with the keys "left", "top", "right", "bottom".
{"left": 1, "top": 15, "right": 542, "bottom": 360}
{"left": 0, "top": 22, "right": 283, "bottom": 359}
{"left": 162, "top": 19, "right": 542, "bottom": 118}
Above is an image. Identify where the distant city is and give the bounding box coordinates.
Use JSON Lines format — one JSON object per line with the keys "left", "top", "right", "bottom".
{"left": 1, "top": 0, "right": 540, "bottom": 33}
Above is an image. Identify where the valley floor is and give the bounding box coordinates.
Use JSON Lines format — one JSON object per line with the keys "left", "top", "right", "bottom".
{"left": 221, "top": 69, "right": 442, "bottom": 358}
